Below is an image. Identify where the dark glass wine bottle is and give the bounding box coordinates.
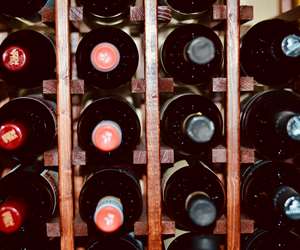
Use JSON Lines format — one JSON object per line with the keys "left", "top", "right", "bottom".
{"left": 241, "top": 89, "right": 300, "bottom": 160}
{"left": 240, "top": 19, "right": 300, "bottom": 87}
{"left": 0, "top": 0, "right": 52, "bottom": 18}
{"left": 0, "top": 163, "right": 57, "bottom": 234}
{"left": 79, "top": 166, "right": 143, "bottom": 234}
{"left": 243, "top": 229, "right": 300, "bottom": 250}
{"left": 242, "top": 160, "right": 300, "bottom": 229}
{"left": 0, "top": 96, "right": 57, "bottom": 160}
{"left": 168, "top": 233, "right": 221, "bottom": 250}
{"left": 0, "top": 30, "right": 56, "bottom": 89}
{"left": 161, "top": 24, "right": 223, "bottom": 85}
{"left": 160, "top": 93, "right": 223, "bottom": 156}
{"left": 82, "top": 0, "right": 135, "bottom": 24}
{"left": 162, "top": 160, "right": 225, "bottom": 231}
{"left": 164, "top": 0, "right": 216, "bottom": 18}
{"left": 76, "top": 27, "right": 138, "bottom": 89}
{"left": 87, "top": 234, "right": 143, "bottom": 250}
{"left": 77, "top": 96, "right": 140, "bottom": 160}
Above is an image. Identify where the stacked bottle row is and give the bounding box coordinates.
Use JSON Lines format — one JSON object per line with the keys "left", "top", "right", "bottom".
{"left": 2, "top": 1, "right": 300, "bottom": 250}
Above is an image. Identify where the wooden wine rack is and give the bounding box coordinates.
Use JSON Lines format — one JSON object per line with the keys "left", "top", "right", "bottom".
{"left": 1, "top": 0, "right": 300, "bottom": 250}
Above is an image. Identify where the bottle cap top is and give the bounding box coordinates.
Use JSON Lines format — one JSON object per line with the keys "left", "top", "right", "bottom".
{"left": 0, "top": 122, "right": 27, "bottom": 151}
{"left": 0, "top": 200, "right": 26, "bottom": 234}
{"left": 284, "top": 196, "right": 300, "bottom": 220}
{"left": 184, "top": 114, "right": 215, "bottom": 143}
{"left": 187, "top": 195, "right": 217, "bottom": 227}
{"left": 287, "top": 115, "right": 300, "bottom": 141}
{"left": 92, "top": 120, "right": 122, "bottom": 152}
{"left": 186, "top": 37, "right": 215, "bottom": 65}
{"left": 90, "top": 42, "right": 120, "bottom": 72}
{"left": 94, "top": 197, "right": 124, "bottom": 233}
{"left": 2, "top": 46, "right": 28, "bottom": 72}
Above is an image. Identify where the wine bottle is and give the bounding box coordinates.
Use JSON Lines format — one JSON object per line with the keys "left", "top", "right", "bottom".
{"left": 0, "top": 30, "right": 56, "bottom": 89}
{"left": 82, "top": 0, "right": 135, "bottom": 24}
{"left": 240, "top": 19, "right": 300, "bottom": 87}
{"left": 87, "top": 234, "right": 143, "bottom": 250}
{"left": 76, "top": 27, "right": 138, "bottom": 89}
{"left": 242, "top": 160, "right": 300, "bottom": 229}
{"left": 168, "top": 233, "right": 221, "bottom": 250}
{"left": 160, "top": 93, "right": 223, "bottom": 156}
{"left": 79, "top": 166, "right": 143, "bottom": 234}
{"left": 162, "top": 160, "right": 225, "bottom": 231}
{"left": 164, "top": 0, "right": 216, "bottom": 18}
{"left": 0, "top": 0, "right": 52, "bottom": 18}
{"left": 161, "top": 24, "right": 223, "bottom": 85}
{"left": 243, "top": 229, "right": 300, "bottom": 250}
{"left": 0, "top": 96, "right": 57, "bottom": 160}
{"left": 0, "top": 163, "right": 57, "bottom": 234}
{"left": 240, "top": 89, "right": 300, "bottom": 160}
{"left": 77, "top": 96, "right": 140, "bottom": 159}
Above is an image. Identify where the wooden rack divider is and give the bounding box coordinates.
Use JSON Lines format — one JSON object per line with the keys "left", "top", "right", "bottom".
{"left": 50, "top": 0, "right": 253, "bottom": 249}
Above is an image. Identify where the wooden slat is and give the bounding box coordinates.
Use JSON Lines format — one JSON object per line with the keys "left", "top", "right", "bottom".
{"left": 226, "top": 1, "right": 241, "bottom": 250}
{"left": 130, "top": 6, "right": 172, "bottom": 23}
{"left": 131, "top": 78, "right": 174, "bottom": 93}
{"left": 144, "top": 0, "right": 162, "bottom": 249}
{"left": 280, "top": 0, "right": 293, "bottom": 13}
{"left": 213, "top": 216, "right": 254, "bottom": 234}
{"left": 133, "top": 145, "right": 174, "bottom": 165}
{"left": 213, "top": 5, "right": 253, "bottom": 21}
{"left": 212, "top": 77, "right": 254, "bottom": 92}
{"left": 44, "top": 148, "right": 86, "bottom": 166}
{"left": 43, "top": 79, "right": 84, "bottom": 95}
{"left": 55, "top": 0, "right": 74, "bottom": 249}
{"left": 212, "top": 146, "right": 255, "bottom": 164}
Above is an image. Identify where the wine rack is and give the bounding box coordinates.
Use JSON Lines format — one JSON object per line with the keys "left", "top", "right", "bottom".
{"left": 1, "top": 0, "right": 300, "bottom": 249}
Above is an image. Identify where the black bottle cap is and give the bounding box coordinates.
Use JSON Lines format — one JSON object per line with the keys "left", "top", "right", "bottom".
{"left": 186, "top": 192, "right": 217, "bottom": 227}
{"left": 186, "top": 37, "right": 215, "bottom": 65}
{"left": 274, "top": 186, "right": 300, "bottom": 221}
{"left": 184, "top": 114, "right": 215, "bottom": 143}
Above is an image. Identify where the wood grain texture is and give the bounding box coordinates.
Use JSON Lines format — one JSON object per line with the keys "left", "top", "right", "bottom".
{"left": 55, "top": 0, "right": 74, "bottom": 249}
{"left": 226, "top": 1, "right": 241, "bottom": 249}
{"left": 131, "top": 78, "right": 174, "bottom": 93}
{"left": 213, "top": 4, "right": 253, "bottom": 21}
{"left": 130, "top": 6, "right": 172, "bottom": 23}
{"left": 144, "top": 0, "right": 162, "bottom": 249}
{"left": 280, "top": 0, "right": 293, "bottom": 13}
{"left": 42, "top": 6, "right": 83, "bottom": 22}
{"left": 43, "top": 79, "right": 84, "bottom": 95}
{"left": 212, "top": 146, "right": 255, "bottom": 164}
{"left": 44, "top": 147, "right": 86, "bottom": 166}
{"left": 212, "top": 77, "right": 254, "bottom": 92}
{"left": 213, "top": 216, "right": 254, "bottom": 234}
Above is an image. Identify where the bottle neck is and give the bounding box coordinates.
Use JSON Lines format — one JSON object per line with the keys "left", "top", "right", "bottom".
{"left": 273, "top": 185, "right": 300, "bottom": 220}
{"left": 281, "top": 34, "right": 300, "bottom": 58}
{"left": 185, "top": 191, "right": 217, "bottom": 227}
{"left": 274, "top": 111, "right": 300, "bottom": 141}
{"left": 183, "top": 113, "right": 215, "bottom": 143}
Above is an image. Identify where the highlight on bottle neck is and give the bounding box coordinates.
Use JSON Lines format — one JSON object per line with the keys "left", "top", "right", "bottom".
{"left": 93, "top": 196, "right": 124, "bottom": 233}
{"left": 0, "top": 122, "right": 28, "bottom": 151}
{"left": 91, "top": 120, "right": 122, "bottom": 152}
{"left": 274, "top": 186, "right": 300, "bottom": 221}
{"left": 281, "top": 34, "right": 300, "bottom": 58}
{"left": 183, "top": 113, "right": 215, "bottom": 143}
{"left": 185, "top": 37, "right": 215, "bottom": 65}
{"left": 90, "top": 42, "right": 121, "bottom": 72}
{"left": 185, "top": 191, "right": 217, "bottom": 227}
{"left": 0, "top": 198, "right": 27, "bottom": 234}
{"left": 2, "top": 46, "right": 28, "bottom": 72}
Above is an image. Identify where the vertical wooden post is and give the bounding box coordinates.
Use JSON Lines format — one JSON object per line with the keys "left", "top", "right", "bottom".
{"left": 226, "top": 1, "right": 241, "bottom": 250}
{"left": 55, "top": 0, "right": 74, "bottom": 249}
{"left": 144, "top": 0, "right": 162, "bottom": 250}
{"left": 281, "top": 0, "right": 293, "bottom": 12}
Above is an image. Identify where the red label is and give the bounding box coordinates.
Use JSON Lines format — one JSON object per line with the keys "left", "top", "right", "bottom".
{"left": 2, "top": 46, "right": 27, "bottom": 71}
{"left": 0, "top": 123, "right": 27, "bottom": 150}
